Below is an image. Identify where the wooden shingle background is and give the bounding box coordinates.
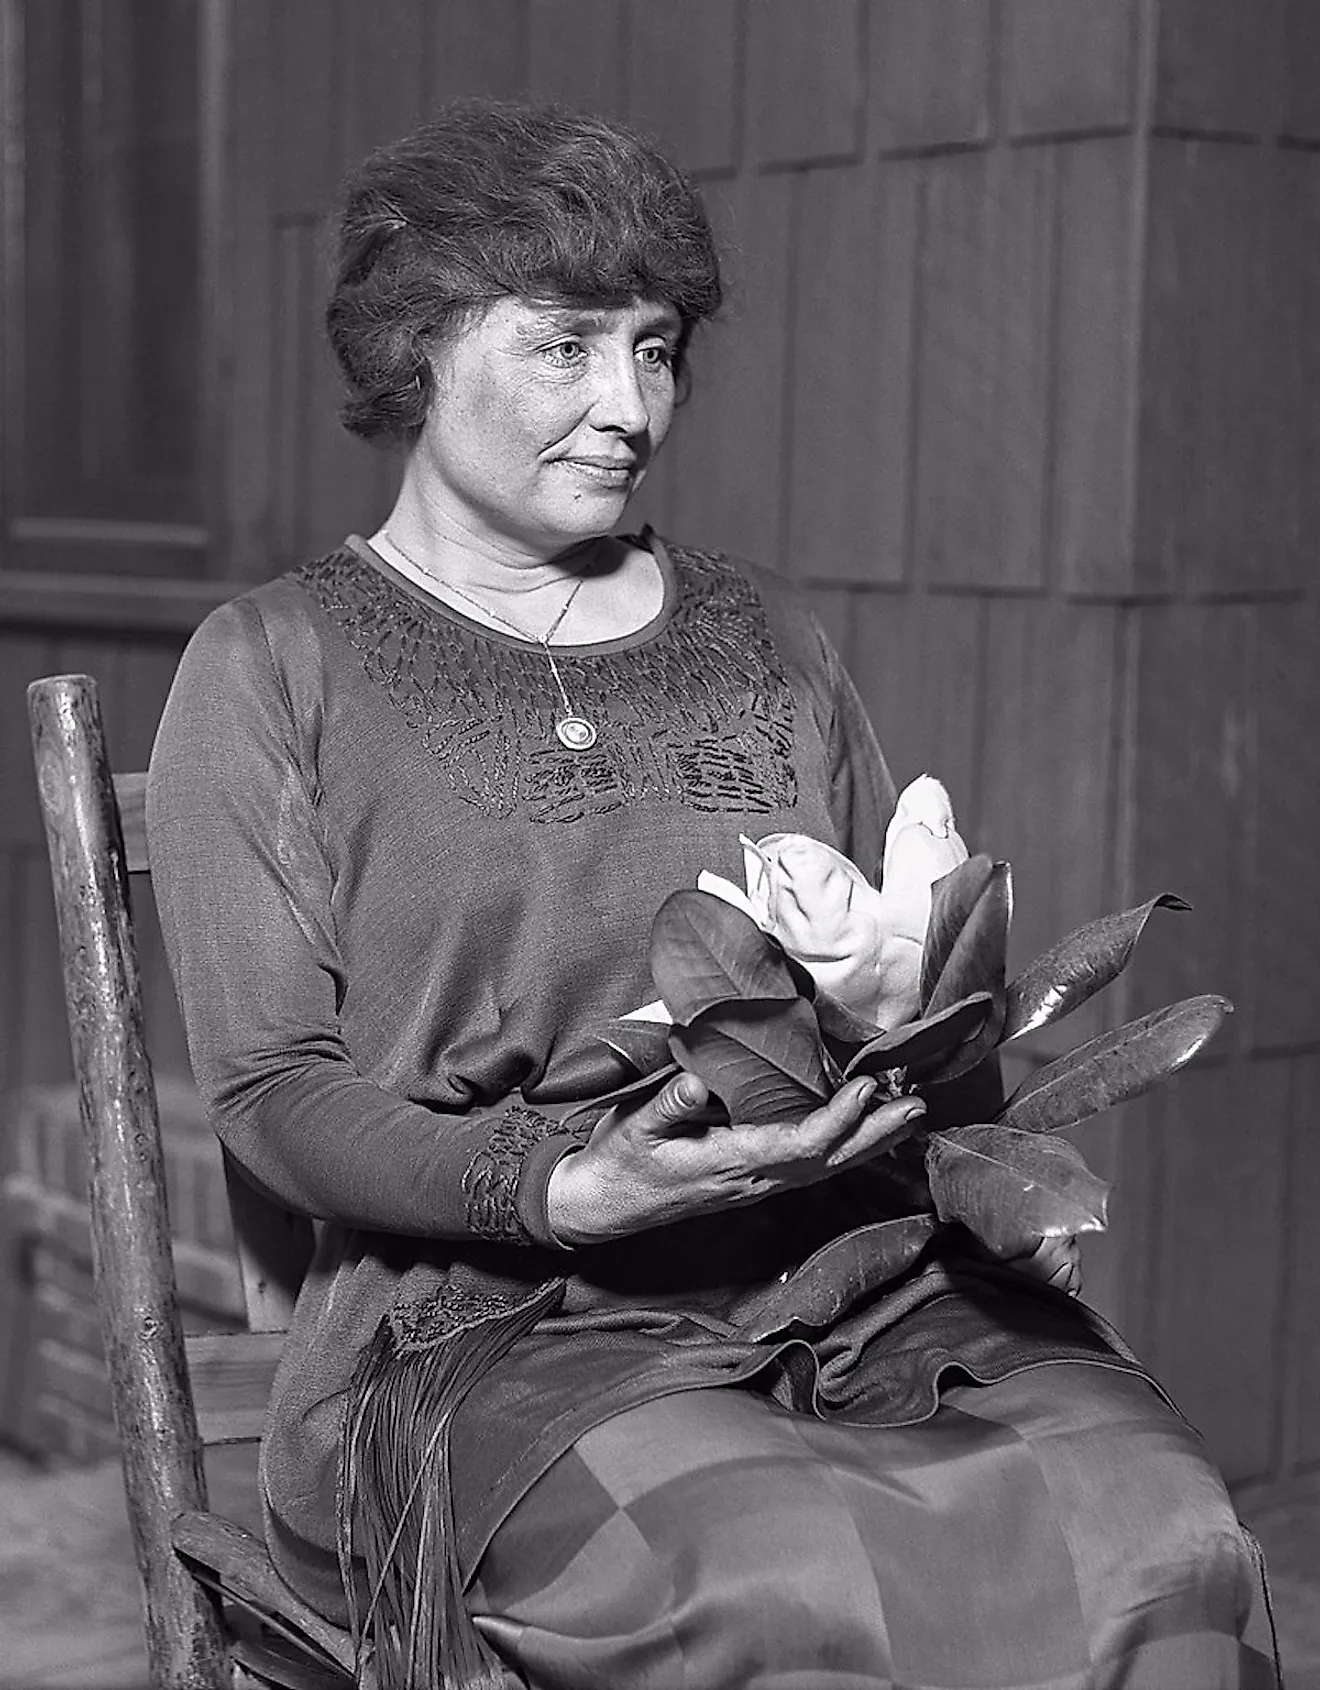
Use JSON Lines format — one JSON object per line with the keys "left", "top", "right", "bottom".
{"left": 1, "top": 0, "right": 1317, "bottom": 1497}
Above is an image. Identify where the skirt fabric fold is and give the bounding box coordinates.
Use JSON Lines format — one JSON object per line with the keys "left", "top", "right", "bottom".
{"left": 470, "top": 1365, "right": 1278, "bottom": 1690}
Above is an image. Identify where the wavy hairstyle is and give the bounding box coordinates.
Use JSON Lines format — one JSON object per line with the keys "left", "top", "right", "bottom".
{"left": 325, "top": 99, "right": 723, "bottom": 446}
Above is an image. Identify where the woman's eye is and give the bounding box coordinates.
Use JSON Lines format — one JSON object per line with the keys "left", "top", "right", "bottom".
{"left": 544, "top": 339, "right": 588, "bottom": 367}
{"left": 637, "top": 341, "right": 675, "bottom": 372}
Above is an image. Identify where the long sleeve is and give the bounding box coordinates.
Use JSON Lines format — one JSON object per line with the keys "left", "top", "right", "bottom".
{"left": 148, "top": 595, "right": 576, "bottom": 1245}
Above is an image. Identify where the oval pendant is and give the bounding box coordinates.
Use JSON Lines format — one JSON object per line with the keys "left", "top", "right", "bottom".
{"left": 555, "top": 715, "right": 598, "bottom": 751}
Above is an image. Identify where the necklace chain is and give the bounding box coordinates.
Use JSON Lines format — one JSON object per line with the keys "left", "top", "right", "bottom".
{"left": 378, "top": 530, "right": 600, "bottom": 752}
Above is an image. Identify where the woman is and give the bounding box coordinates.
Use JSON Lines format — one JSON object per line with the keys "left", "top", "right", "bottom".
{"left": 148, "top": 101, "right": 1277, "bottom": 1689}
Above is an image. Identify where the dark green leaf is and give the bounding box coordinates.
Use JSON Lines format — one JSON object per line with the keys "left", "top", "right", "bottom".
{"left": 998, "top": 993, "right": 1233, "bottom": 1133}
{"left": 921, "top": 858, "right": 1011, "bottom": 1035}
{"left": 595, "top": 1017, "right": 675, "bottom": 1074}
{"left": 925, "top": 1125, "right": 1110, "bottom": 1257}
{"left": 1002, "top": 894, "right": 1191, "bottom": 1042}
{"left": 651, "top": 889, "right": 800, "bottom": 1022}
{"left": 843, "top": 992, "right": 992, "bottom": 1082}
{"left": 811, "top": 985, "right": 884, "bottom": 1046}
{"left": 669, "top": 999, "right": 830, "bottom": 1124}
{"left": 736, "top": 1215, "right": 939, "bottom": 1341}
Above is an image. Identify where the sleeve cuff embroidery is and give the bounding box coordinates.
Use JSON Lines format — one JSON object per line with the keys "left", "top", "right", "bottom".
{"left": 461, "top": 1106, "right": 577, "bottom": 1246}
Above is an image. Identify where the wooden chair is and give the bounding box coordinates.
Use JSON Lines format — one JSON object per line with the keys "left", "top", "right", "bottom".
{"left": 27, "top": 674, "right": 372, "bottom": 1689}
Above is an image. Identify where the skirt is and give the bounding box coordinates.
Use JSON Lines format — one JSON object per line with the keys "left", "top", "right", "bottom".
{"left": 469, "top": 1364, "right": 1280, "bottom": 1690}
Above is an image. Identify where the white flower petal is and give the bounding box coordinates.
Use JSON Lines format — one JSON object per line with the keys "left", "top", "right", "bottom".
{"left": 621, "top": 998, "right": 673, "bottom": 1024}
{"left": 696, "top": 870, "right": 762, "bottom": 924}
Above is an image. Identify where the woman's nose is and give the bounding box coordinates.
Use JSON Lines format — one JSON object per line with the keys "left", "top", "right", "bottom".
{"left": 590, "top": 349, "right": 651, "bottom": 436}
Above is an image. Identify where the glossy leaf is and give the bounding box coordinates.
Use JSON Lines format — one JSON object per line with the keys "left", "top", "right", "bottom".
{"left": 926, "top": 1125, "right": 1110, "bottom": 1257}
{"left": 1002, "top": 894, "right": 1191, "bottom": 1042}
{"left": 736, "top": 1215, "right": 939, "bottom": 1341}
{"left": 811, "top": 985, "right": 884, "bottom": 1047}
{"left": 595, "top": 1017, "right": 676, "bottom": 1074}
{"left": 669, "top": 999, "right": 830, "bottom": 1123}
{"left": 998, "top": 994, "right": 1233, "bottom": 1134}
{"left": 921, "top": 856, "right": 1011, "bottom": 1032}
{"left": 651, "top": 889, "right": 800, "bottom": 1022}
{"left": 843, "top": 992, "right": 992, "bottom": 1082}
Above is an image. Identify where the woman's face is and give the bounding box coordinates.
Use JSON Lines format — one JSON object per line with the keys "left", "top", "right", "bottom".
{"left": 413, "top": 294, "right": 682, "bottom": 559}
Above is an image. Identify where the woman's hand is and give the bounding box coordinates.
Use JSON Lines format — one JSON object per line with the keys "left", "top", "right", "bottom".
{"left": 546, "top": 1072, "right": 925, "bottom": 1246}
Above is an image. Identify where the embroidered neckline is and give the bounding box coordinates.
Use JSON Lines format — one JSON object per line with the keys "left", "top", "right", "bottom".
{"left": 295, "top": 540, "right": 799, "bottom": 825}
{"left": 345, "top": 529, "right": 679, "bottom": 658}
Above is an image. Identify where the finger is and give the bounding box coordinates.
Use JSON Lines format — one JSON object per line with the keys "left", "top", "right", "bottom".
{"left": 824, "top": 1093, "right": 927, "bottom": 1169}
{"left": 644, "top": 1071, "right": 711, "bottom": 1131}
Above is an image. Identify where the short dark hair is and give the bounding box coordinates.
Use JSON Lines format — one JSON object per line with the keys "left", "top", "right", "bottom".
{"left": 326, "top": 99, "right": 723, "bottom": 445}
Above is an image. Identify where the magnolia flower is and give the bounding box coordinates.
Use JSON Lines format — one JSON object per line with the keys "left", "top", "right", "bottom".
{"left": 698, "top": 775, "right": 968, "bottom": 1030}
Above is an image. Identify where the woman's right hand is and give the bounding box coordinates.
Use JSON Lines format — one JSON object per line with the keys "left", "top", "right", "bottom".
{"left": 545, "top": 1070, "right": 925, "bottom": 1246}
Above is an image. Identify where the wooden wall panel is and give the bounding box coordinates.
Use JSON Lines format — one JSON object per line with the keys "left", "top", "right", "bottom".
{"left": 1053, "top": 139, "right": 1140, "bottom": 597}
{"left": 976, "top": 599, "right": 1120, "bottom": 1044}
{"left": 668, "top": 173, "right": 796, "bottom": 568}
{"left": 869, "top": 0, "right": 994, "bottom": 152}
{"left": 1002, "top": 0, "right": 1137, "bottom": 139}
{"left": 1281, "top": 0, "right": 1320, "bottom": 142}
{"left": 225, "top": 1, "right": 277, "bottom": 579}
{"left": 745, "top": 0, "right": 862, "bottom": 167}
{"left": 1282, "top": 1054, "right": 1320, "bottom": 1471}
{"left": 1247, "top": 598, "right": 1320, "bottom": 1054}
{"left": 913, "top": 148, "right": 1056, "bottom": 590}
{"left": 1137, "top": 143, "right": 1303, "bottom": 597}
{"left": 1128, "top": 605, "right": 1251, "bottom": 1037}
{"left": 1152, "top": 0, "right": 1272, "bottom": 139}
{"left": 627, "top": 0, "right": 739, "bottom": 175}
{"left": 845, "top": 591, "right": 987, "bottom": 831}
{"left": 527, "top": 0, "right": 627, "bottom": 118}
{"left": 426, "top": 0, "right": 529, "bottom": 107}
{"left": 338, "top": 0, "right": 432, "bottom": 167}
{"left": 271, "top": 0, "right": 339, "bottom": 219}
{"left": 787, "top": 158, "right": 918, "bottom": 583}
{"left": 1149, "top": 1057, "right": 1289, "bottom": 1485}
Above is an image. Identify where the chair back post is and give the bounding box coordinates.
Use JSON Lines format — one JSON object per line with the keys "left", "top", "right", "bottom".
{"left": 27, "top": 674, "right": 230, "bottom": 1689}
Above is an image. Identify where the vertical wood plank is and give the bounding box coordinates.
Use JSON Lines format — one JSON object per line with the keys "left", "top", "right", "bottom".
{"left": 745, "top": 0, "right": 862, "bottom": 166}
{"left": 870, "top": 0, "right": 994, "bottom": 152}
{"left": 1128, "top": 604, "right": 1251, "bottom": 1036}
{"left": 668, "top": 172, "right": 796, "bottom": 567}
{"left": 426, "top": 0, "right": 528, "bottom": 105}
{"left": 787, "top": 157, "right": 919, "bottom": 584}
{"left": 1136, "top": 142, "right": 1303, "bottom": 595}
{"left": 627, "top": 0, "right": 739, "bottom": 174}
{"left": 0, "top": 633, "right": 57, "bottom": 850}
{"left": 912, "top": 147, "right": 1056, "bottom": 590}
{"left": 1002, "top": 0, "right": 1137, "bottom": 138}
{"left": 223, "top": 0, "right": 277, "bottom": 579}
{"left": 272, "top": 221, "right": 313, "bottom": 567}
{"left": 845, "top": 591, "right": 987, "bottom": 832}
{"left": 1281, "top": 1054, "right": 1320, "bottom": 1470}
{"left": 527, "top": 0, "right": 628, "bottom": 118}
{"left": 1281, "top": 0, "right": 1320, "bottom": 141}
{"left": 977, "top": 598, "right": 1121, "bottom": 1047}
{"left": 1053, "top": 138, "right": 1140, "bottom": 596}
{"left": 338, "top": 0, "right": 430, "bottom": 166}
{"left": 1247, "top": 598, "right": 1320, "bottom": 1053}
{"left": 271, "top": 0, "right": 341, "bottom": 217}
{"left": 1152, "top": 0, "right": 1272, "bottom": 138}
{"left": 1149, "top": 1057, "right": 1288, "bottom": 1486}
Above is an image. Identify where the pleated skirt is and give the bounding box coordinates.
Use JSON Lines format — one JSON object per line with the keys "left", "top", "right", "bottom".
{"left": 469, "top": 1363, "right": 1279, "bottom": 1690}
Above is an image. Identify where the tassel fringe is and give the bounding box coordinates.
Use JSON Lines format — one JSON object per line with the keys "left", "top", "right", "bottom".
{"left": 338, "top": 1282, "right": 563, "bottom": 1689}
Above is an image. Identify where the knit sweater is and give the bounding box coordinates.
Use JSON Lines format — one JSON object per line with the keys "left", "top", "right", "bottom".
{"left": 147, "top": 532, "right": 907, "bottom": 1607}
